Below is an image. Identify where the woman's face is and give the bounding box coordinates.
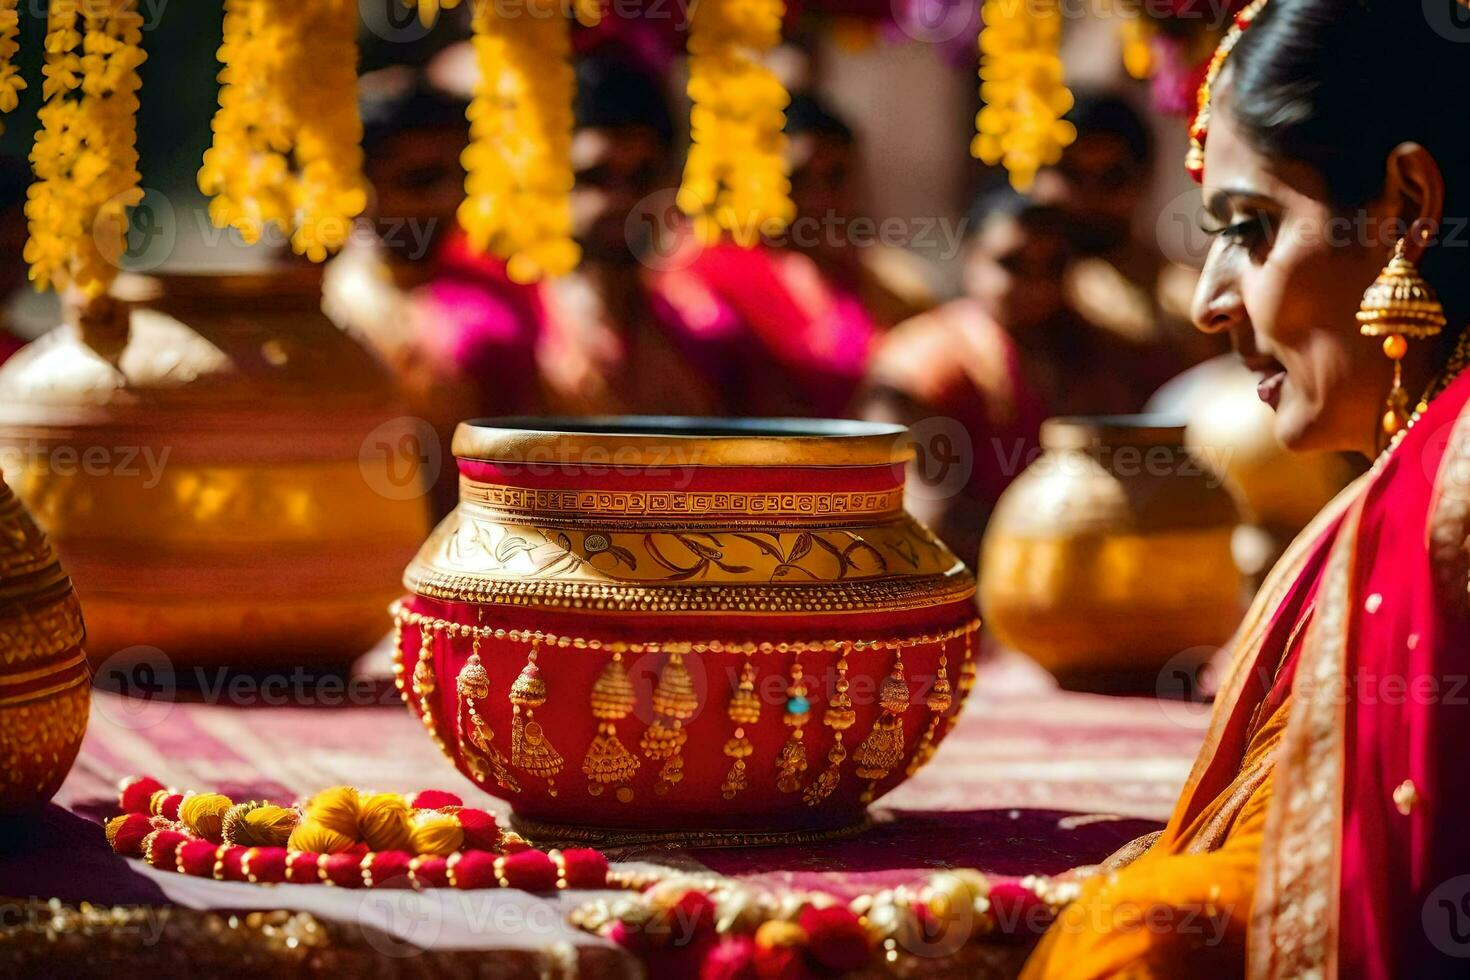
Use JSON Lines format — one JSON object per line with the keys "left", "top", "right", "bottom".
{"left": 1191, "top": 92, "right": 1401, "bottom": 455}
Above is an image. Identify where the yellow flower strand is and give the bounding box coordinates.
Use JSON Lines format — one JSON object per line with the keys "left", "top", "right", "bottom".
{"left": 972, "top": 0, "right": 1075, "bottom": 191}
{"left": 289, "top": 0, "right": 367, "bottom": 261}
{"left": 199, "top": 0, "right": 367, "bottom": 262}
{"left": 459, "top": 0, "right": 580, "bottom": 283}
{"left": 1118, "top": 9, "right": 1155, "bottom": 81}
{"left": 678, "top": 0, "right": 793, "bottom": 248}
{"left": 25, "top": 0, "right": 146, "bottom": 300}
{"left": 0, "top": 0, "right": 26, "bottom": 129}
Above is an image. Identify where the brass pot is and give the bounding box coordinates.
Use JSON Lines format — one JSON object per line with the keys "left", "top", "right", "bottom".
{"left": 979, "top": 416, "right": 1242, "bottom": 690}
{"left": 0, "top": 268, "right": 431, "bottom": 668}
{"left": 0, "top": 479, "right": 88, "bottom": 813}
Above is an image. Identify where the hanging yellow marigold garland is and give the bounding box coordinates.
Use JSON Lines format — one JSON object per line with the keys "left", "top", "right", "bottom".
{"left": 459, "top": 0, "right": 582, "bottom": 283}
{"left": 679, "top": 0, "right": 794, "bottom": 248}
{"left": 25, "top": 0, "right": 146, "bottom": 302}
{"left": 972, "top": 0, "right": 1075, "bottom": 191}
{"left": 199, "top": 0, "right": 366, "bottom": 262}
{"left": 402, "top": 0, "right": 462, "bottom": 27}
{"left": 0, "top": 0, "right": 24, "bottom": 129}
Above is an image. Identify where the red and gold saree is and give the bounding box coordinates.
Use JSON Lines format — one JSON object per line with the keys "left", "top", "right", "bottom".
{"left": 1023, "top": 368, "right": 1470, "bottom": 979}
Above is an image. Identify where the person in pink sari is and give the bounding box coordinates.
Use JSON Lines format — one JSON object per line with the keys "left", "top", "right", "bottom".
{"left": 656, "top": 93, "right": 884, "bottom": 419}
{"left": 1022, "top": 3, "right": 1470, "bottom": 977}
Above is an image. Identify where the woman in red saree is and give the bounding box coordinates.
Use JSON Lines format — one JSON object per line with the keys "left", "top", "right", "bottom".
{"left": 1022, "top": 3, "right": 1470, "bottom": 977}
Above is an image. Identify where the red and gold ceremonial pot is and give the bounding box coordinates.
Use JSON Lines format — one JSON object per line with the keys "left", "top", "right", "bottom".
{"left": 396, "top": 418, "right": 977, "bottom": 845}
{"left": 0, "top": 479, "right": 88, "bottom": 813}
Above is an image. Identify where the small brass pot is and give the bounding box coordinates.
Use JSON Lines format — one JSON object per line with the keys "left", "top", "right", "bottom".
{"left": 979, "top": 415, "right": 1242, "bottom": 691}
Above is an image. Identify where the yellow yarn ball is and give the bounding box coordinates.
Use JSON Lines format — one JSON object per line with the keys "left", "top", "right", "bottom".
{"left": 358, "top": 792, "right": 412, "bottom": 852}
{"left": 408, "top": 811, "right": 465, "bottom": 856}
{"left": 287, "top": 821, "right": 355, "bottom": 854}
{"left": 104, "top": 814, "right": 129, "bottom": 849}
{"left": 228, "top": 804, "right": 300, "bottom": 847}
{"left": 303, "top": 786, "right": 361, "bottom": 838}
{"left": 178, "top": 793, "right": 233, "bottom": 843}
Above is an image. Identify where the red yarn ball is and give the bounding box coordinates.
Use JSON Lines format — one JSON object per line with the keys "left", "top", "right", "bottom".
{"left": 119, "top": 776, "right": 164, "bottom": 815}
{"left": 411, "top": 855, "right": 450, "bottom": 889}
{"left": 987, "top": 879, "right": 1054, "bottom": 941}
{"left": 499, "top": 849, "right": 558, "bottom": 892}
{"left": 286, "top": 851, "right": 323, "bottom": 884}
{"left": 246, "top": 847, "right": 288, "bottom": 883}
{"left": 558, "top": 848, "right": 609, "bottom": 888}
{"left": 750, "top": 943, "right": 812, "bottom": 980}
{"left": 369, "top": 850, "right": 414, "bottom": 888}
{"left": 322, "top": 852, "right": 365, "bottom": 888}
{"left": 700, "top": 936, "right": 759, "bottom": 980}
{"left": 219, "top": 846, "right": 250, "bottom": 882}
{"left": 797, "top": 906, "right": 871, "bottom": 972}
{"left": 454, "top": 808, "right": 499, "bottom": 849}
{"left": 409, "top": 790, "right": 463, "bottom": 810}
{"left": 668, "top": 890, "right": 718, "bottom": 938}
{"left": 450, "top": 851, "right": 498, "bottom": 889}
{"left": 145, "top": 830, "right": 187, "bottom": 869}
{"left": 177, "top": 840, "right": 219, "bottom": 877}
{"left": 606, "top": 919, "right": 644, "bottom": 953}
{"left": 157, "top": 793, "right": 185, "bottom": 822}
{"left": 109, "top": 813, "right": 154, "bottom": 857}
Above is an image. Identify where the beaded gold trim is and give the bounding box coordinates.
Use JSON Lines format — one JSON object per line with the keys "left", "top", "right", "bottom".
{"left": 406, "top": 571, "right": 974, "bottom": 614}
{"left": 393, "top": 604, "right": 980, "bottom": 656}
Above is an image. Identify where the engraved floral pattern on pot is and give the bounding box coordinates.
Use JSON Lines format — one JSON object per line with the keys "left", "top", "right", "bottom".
{"left": 431, "top": 516, "right": 951, "bottom": 585}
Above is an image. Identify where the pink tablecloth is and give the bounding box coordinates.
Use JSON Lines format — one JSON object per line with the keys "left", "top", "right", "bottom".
{"left": 5, "top": 649, "right": 1210, "bottom": 968}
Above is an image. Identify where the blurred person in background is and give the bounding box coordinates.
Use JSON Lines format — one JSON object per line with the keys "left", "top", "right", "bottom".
{"left": 532, "top": 45, "right": 737, "bottom": 417}
{"left": 858, "top": 188, "right": 1166, "bottom": 563}
{"left": 325, "top": 66, "right": 540, "bottom": 518}
{"left": 780, "top": 92, "right": 935, "bottom": 331}
{"left": 656, "top": 92, "right": 886, "bottom": 418}
{"left": 0, "top": 157, "right": 31, "bottom": 363}
{"left": 1032, "top": 90, "right": 1213, "bottom": 375}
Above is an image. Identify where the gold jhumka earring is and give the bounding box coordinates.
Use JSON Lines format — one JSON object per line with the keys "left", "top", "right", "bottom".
{"left": 509, "top": 639, "right": 564, "bottom": 796}
{"left": 1357, "top": 227, "right": 1447, "bottom": 437}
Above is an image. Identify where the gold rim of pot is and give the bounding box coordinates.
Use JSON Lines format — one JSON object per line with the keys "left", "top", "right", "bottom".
{"left": 452, "top": 417, "right": 914, "bottom": 469}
